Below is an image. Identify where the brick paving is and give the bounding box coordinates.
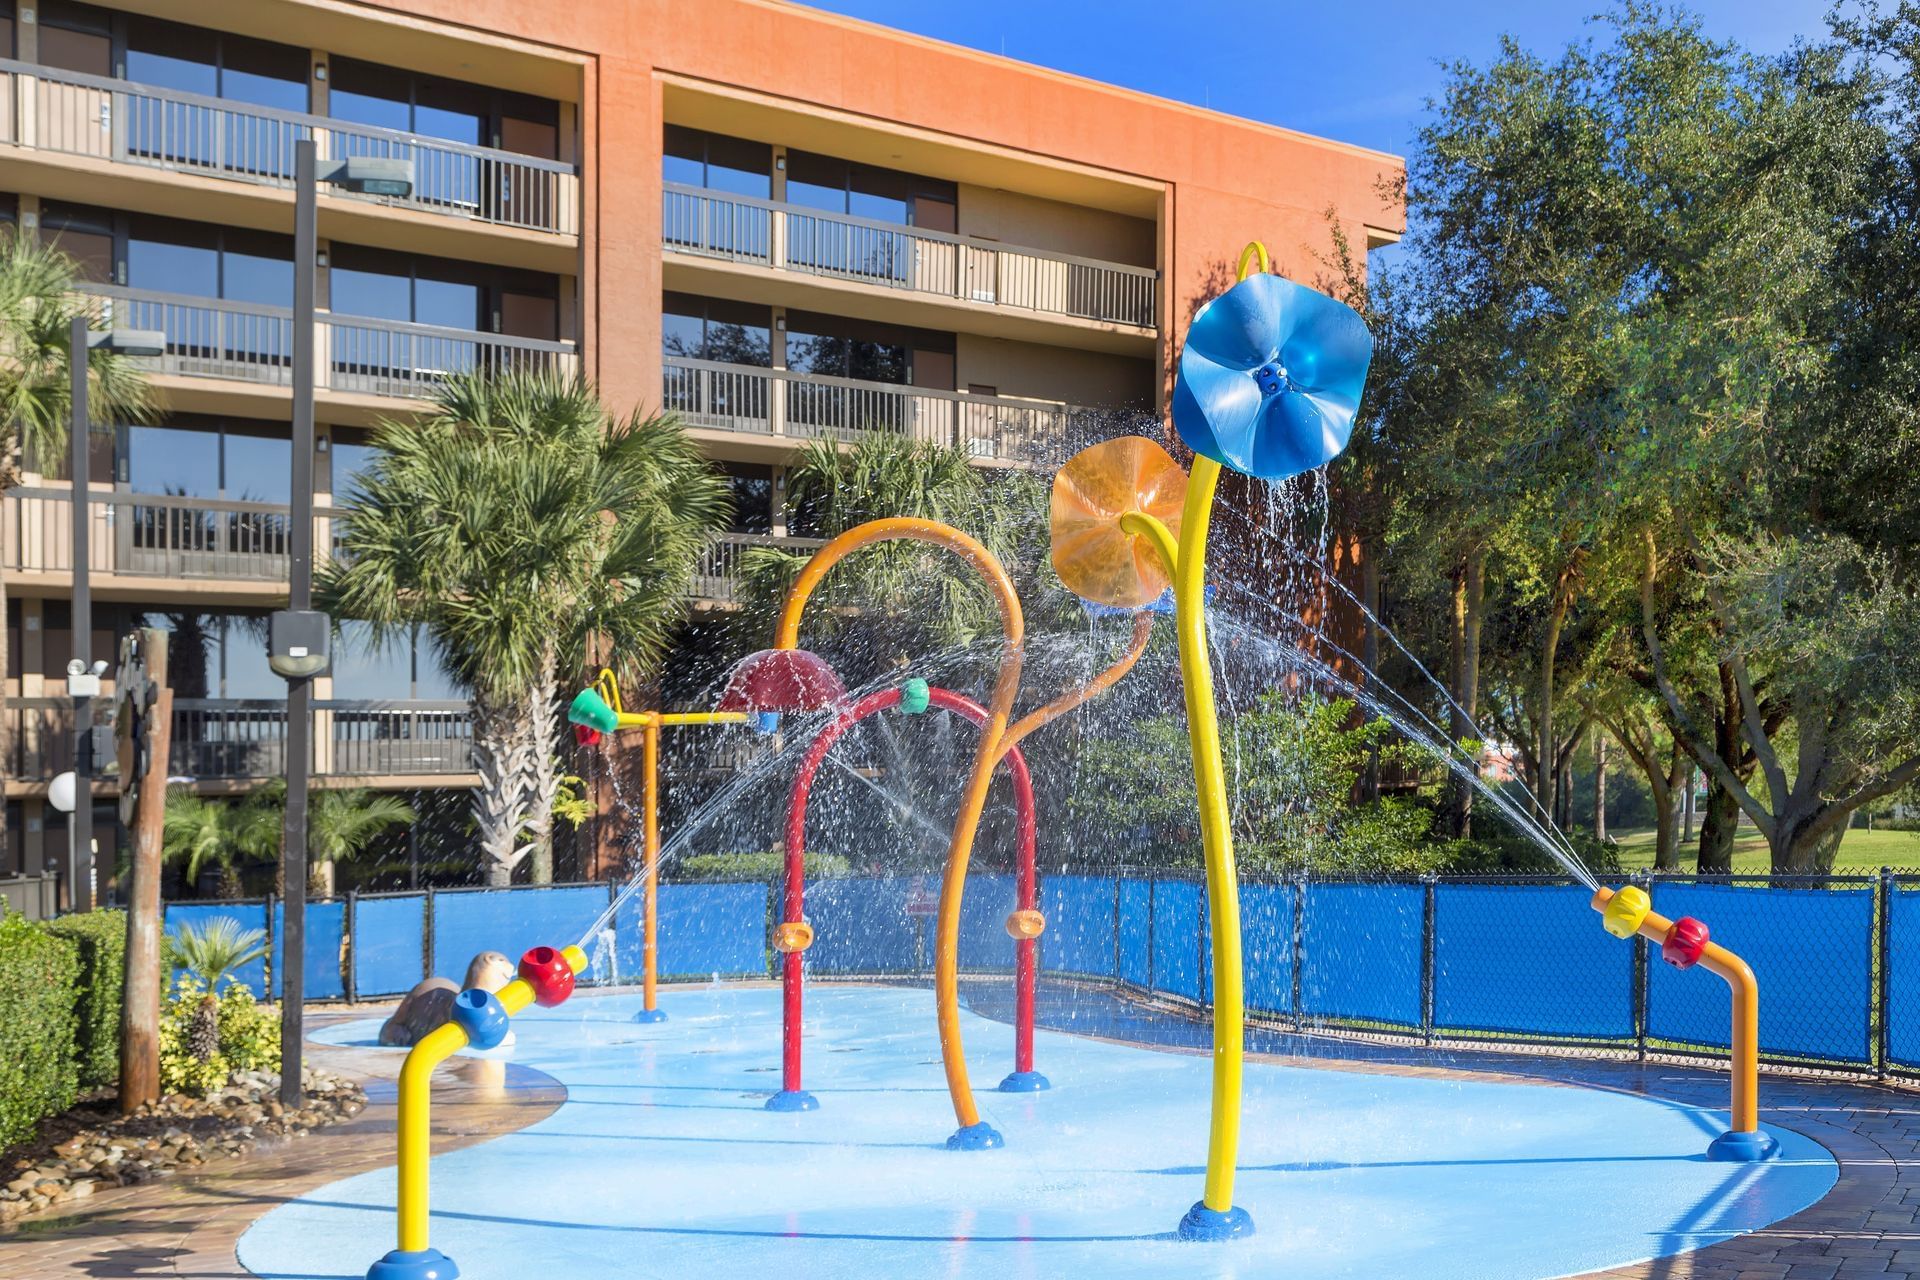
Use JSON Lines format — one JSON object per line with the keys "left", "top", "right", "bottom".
{"left": 0, "top": 983, "right": 1915, "bottom": 1278}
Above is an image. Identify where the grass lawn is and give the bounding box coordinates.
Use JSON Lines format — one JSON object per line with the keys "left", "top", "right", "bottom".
{"left": 1607, "top": 824, "right": 1920, "bottom": 874}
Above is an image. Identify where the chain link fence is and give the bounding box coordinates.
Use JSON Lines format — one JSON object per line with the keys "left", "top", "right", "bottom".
{"left": 159, "top": 869, "right": 1920, "bottom": 1081}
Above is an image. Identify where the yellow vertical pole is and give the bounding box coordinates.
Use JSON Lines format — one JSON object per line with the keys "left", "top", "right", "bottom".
{"left": 643, "top": 718, "right": 661, "bottom": 1016}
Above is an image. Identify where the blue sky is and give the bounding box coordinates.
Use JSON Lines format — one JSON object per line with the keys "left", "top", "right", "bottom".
{"left": 798, "top": 0, "right": 1834, "bottom": 159}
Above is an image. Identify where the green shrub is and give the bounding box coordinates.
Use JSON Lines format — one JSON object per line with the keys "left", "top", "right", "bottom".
{"left": 0, "top": 913, "right": 80, "bottom": 1149}
{"left": 677, "top": 850, "right": 850, "bottom": 880}
{"left": 159, "top": 976, "right": 280, "bottom": 1096}
{"left": 44, "top": 909, "right": 125, "bottom": 1089}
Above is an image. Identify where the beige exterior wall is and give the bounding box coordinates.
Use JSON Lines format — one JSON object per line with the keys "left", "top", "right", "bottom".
{"left": 954, "top": 182, "right": 1156, "bottom": 268}
{"left": 954, "top": 333, "right": 1154, "bottom": 410}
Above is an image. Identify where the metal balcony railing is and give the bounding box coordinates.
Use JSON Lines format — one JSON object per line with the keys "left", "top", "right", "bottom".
{"left": 692, "top": 531, "right": 826, "bottom": 603}
{"left": 6, "top": 697, "right": 475, "bottom": 782}
{"left": 0, "top": 59, "right": 579, "bottom": 235}
{"left": 79, "top": 285, "right": 578, "bottom": 401}
{"left": 662, "top": 183, "right": 1158, "bottom": 330}
{"left": 2, "top": 487, "right": 329, "bottom": 583}
{"left": 662, "top": 355, "right": 1114, "bottom": 464}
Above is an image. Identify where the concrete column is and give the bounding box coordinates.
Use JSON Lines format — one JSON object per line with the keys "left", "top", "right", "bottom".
{"left": 771, "top": 467, "right": 789, "bottom": 538}
{"left": 16, "top": 5, "right": 36, "bottom": 62}
{"left": 308, "top": 50, "right": 329, "bottom": 116}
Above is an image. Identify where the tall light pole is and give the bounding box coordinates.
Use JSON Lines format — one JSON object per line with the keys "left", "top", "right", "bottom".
{"left": 270, "top": 140, "right": 412, "bottom": 1108}
{"left": 61, "top": 316, "right": 162, "bottom": 912}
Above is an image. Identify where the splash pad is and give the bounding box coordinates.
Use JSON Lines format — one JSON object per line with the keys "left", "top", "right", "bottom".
{"left": 275, "top": 245, "right": 1820, "bottom": 1280}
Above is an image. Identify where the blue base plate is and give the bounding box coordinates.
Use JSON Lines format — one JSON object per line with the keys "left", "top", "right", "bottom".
{"left": 632, "top": 1007, "right": 669, "bottom": 1025}
{"left": 1176, "top": 1202, "right": 1255, "bottom": 1242}
{"left": 946, "top": 1121, "right": 1005, "bottom": 1151}
{"left": 998, "top": 1070, "right": 1051, "bottom": 1093}
{"left": 1708, "top": 1129, "right": 1781, "bottom": 1162}
{"left": 764, "top": 1089, "right": 819, "bottom": 1112}
{"left": 367, "top": 1247, "right": 459, "bottom": 1280}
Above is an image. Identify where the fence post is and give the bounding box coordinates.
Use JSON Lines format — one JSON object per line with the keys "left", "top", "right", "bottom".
{"left": 608, "top": 878, "right": 620, "bottom": 988}
{"left": 1111, "top": 871, "right": 1122, "bottom": 988}
{"left": 1145, "top": 873, "right": 1157, "bottom": 997}
{"left": 422, "top": 885, "right": 435, "bottom": 982}
{"left": 264, "top": 892, "right": 276, "bottom": 1002}
{"left": 1633, "top": 871, "right": 1650, "bottom": 1062}
{"left": 1290, "top": 874, "right": 1306, "bottom": 1030}
{"left": 344, "top": 890, "right": 358, "bottom": 1004}
{"left": 1879, "top": 867, "right": 1893, "bottom": 1081}
{"left": 1198, "top": 873, "right": 1210, "bottom": 1010}
{"left": 1421, "top": 875, "right": 1437, "bottom": 1046}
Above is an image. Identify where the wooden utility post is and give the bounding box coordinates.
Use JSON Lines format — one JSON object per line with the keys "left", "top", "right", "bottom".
{"left": 117, "top": 628, "right": 171, "bottom": 1114}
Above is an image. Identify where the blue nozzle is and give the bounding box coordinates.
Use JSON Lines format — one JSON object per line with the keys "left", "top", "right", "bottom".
{"left": 753, "top": 711, "right": 782, "bottom": 735}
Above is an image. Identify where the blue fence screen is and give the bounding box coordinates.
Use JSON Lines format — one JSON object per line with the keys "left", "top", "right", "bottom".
{"left": 270, "top": 900, "right": 345, "bottom": 1001}
{"left": 1889, "top": 886, "right": 1920, "bottom": 1070}
{"left": 1649, "top": 882, "right": 1873, "bottom": 1062}
{"left": 1300, "top": 882, "right": 1423, "bottom": 1027}
{"left": 619, "top": 881, "right": 769, "bottom": 979}
{"left": 431, "top": 885, "right": 611, "bottom": 982}
{"left": 353, "top": 894, "right": 425, "bottom": 997}
{"left": 1434, "top": 883, "right": 1632, "bottom": 1039}
{"left": 1041, "top": 875, "right": 1116, "bottom": 978}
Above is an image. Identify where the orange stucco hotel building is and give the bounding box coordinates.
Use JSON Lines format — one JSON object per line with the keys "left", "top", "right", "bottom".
{"left": 0, "top": 0, "right": 1402, "bottom": 901}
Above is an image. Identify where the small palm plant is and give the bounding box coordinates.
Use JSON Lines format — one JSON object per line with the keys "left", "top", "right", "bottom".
{"left": 169, "top": 917, "right": 267, "bottom": 1063}
{"left": 161, "top": 788, "right": 251, "bottom": 898}
{"left": 309, "top": 788, "right": 415, "bottom": 898}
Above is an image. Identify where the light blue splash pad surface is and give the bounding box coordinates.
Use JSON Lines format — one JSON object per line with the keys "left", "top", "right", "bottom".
{"left": 244, "top": 985, "right": 1834, "bottom": 1279}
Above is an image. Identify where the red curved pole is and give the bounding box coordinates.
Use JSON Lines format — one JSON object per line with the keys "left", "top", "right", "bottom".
{"left": 780, "top": 685, "right": 1038, "bottom": 1097}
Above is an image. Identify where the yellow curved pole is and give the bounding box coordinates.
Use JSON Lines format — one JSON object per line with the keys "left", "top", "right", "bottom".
{"left": 1591, "top": 887, "right": 1759, "bottom": 1133}
{"left": 395, "top": 945, "right": 589, "bottom": 1254}
{"left": 776, "top": 516, "right": 1024, "bottom": 1134}
{"left": 997, "top": 611, "right": 1155, "bottom": 758}
{"left": 1112, "top": 243, "right": 1260, "bottom": 1218}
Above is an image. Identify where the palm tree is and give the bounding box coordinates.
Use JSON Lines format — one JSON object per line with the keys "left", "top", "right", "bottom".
{"left": 309, "top": 788, "right": 415, "bottom": 898}
{"left": 224, "top": 780, "right": 414, "bottom": 897}
{"left": 0, "top": 232, "right": 155, "bottom": 868}
{"left": 739, "top": 431, "right": 1070, "bottom": 670}
{"left": 160, "top": 788, "right": 253, "bottom": 899}
{"left": 169, "top": 916, "right": 267, "bottom": 1063}
{"left": 320, "top": 370, "right": 728, "bottom": 886}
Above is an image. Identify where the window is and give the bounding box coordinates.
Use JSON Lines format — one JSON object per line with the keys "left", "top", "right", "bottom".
{"left": 785, "top": 310, "right": 953, "bottom": 385}
{"left": 785, "top": 152, "right": 953, "bottom": 227}
{"left": 661, "top": 293, "right": 771, "bottom": 366}
{"left": 330, "top": 57, "right": 561, "bottom": 159}
{"left": 39, "top": 0, "right": 110, "bottom": 77}
{"left": 662, "top": 126, "right": 771, "bottom": 199}
{"left": 125, "top": 17, "right": 305, "bottom": 110}
{"left": 129, "top": 609, "right": 276, "bottom": 699}
{"left": 120, "top": 418, "right": 290, "bottom": 502}
{"left": 329, "top": 243, "right": 556, "bottom": 333}
{"left": 332, "top": 623, "right": 459, "bottom": 699}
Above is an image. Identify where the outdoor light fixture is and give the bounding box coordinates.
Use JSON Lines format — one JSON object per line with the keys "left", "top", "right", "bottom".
{"left": 268, "top": 609, "right": 332, "bottom": 679}
{"left": 88, "top": 328, "right": 165, "bottom": 358}
{"left": 317, "top": 155, "right": 415, "bottom": 197}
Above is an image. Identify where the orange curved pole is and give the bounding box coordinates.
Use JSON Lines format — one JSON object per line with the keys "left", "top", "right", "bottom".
{"left": 998, "top": 611, "right": 1154, "bottom": 758}
{"left": 1592, "top": 887, "right": 1759, "bottom": 1134}
{"left": 776, "top": 517, "right": 1024, "bottom": 1136}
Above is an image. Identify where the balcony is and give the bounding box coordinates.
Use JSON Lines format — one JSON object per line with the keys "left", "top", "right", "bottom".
{"left": 4, "top": 489, "right": 820, "bottom": 606}
{"left": 8, "top": 696, "right": 476, "bottom": 786}
{"left": 692, "top": 532, "right": 826, "bottom": 604}
{"left": 0, "top": 59, "right": 579, "bottom": 236}
{"left": 663, "top": 355, "right": 1111, "bottom": 465}
{"left": 83, "top": 285, "right": 578, "bottom": 409}
{"left": 662, "top": 183, "right": 1157, "bottom": 333}
{"left": 4, "top": 487, "right": 322, "bottom": 594}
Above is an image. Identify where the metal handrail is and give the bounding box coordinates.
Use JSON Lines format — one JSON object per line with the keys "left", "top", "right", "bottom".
{"left": 662, "top": 181, "right": 1155, "bottom": 276}
{"left": 0, "top": 58, "right": 577, "bottom": 234}
{"left": 665, "top": 355, "right": 1085, "bottom": 414}
{"left": 0, "top": 58, "right": 575, "bottom": 174}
